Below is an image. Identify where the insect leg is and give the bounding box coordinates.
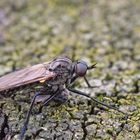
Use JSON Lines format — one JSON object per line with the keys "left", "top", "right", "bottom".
{"left": 70, "top": 75, "right": 78, "bottom": 84}
{"left": 52, "top": 89, "right": 69, "bottom": 103}
{"left": 20, "top": 90, "right": 60, "bottom": 140}
{"left": 84, "top": 76, "right": 91, "bottom": 87}
{"left": 20, "top": 92, "right": 42, "bottom": 140}
{"left": 70, "top": 75, "right": 98, "bottom": 88}
{"left": 67, "top": 87, "right": 128, "bottom": 119}
{"left": 38, "top": 90, "right": 62, "bottom": 113}
{"left": 83, "top": 76, "right": 99, "bottom": 88}
{"left": 42, "top": 90, "right": 60, "bottom": 106}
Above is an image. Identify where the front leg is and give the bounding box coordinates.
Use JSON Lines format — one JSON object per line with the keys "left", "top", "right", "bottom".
{"left": 70, "top": 75, "right": 99, "bottom": 88}
{"left": 84, "top": 76, "right": 99, "bottom": 88}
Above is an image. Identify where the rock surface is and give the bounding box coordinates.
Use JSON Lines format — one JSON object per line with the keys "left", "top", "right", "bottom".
{"left": 0, "top": 0, "right": 140, "bottom": 139}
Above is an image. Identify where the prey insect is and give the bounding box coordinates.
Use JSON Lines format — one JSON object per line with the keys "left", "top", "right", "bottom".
{"left": 0, "top": 57, "right": 127, "bottom": 140}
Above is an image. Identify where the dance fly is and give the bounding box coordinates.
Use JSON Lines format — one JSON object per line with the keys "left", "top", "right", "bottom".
{"left": 0, "top": 56, "right": 127, "bottom": 140}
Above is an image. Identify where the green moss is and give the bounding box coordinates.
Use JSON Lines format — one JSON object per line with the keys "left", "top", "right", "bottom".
{"left": 0, "top": 0, "right": 140, "bottom": 139}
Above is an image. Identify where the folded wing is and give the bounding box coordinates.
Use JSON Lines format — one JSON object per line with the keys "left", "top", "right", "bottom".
{"left": 0, "top": 62, "right": 55, "bottom": 91}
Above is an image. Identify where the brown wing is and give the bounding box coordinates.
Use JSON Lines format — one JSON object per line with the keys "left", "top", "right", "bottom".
{"left": 0, "top": 62, "right": 55, "bottom": 91}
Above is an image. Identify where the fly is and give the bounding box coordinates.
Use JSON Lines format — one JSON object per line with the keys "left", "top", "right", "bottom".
{"left": 0, "top": 56, "right": 127, "bottom": 140}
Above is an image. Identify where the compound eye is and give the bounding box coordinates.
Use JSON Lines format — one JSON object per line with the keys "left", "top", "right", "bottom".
{"left": 75, "top": 61, "right": 88, "bottom": 77}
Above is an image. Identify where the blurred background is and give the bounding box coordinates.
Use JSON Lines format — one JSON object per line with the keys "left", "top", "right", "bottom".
{"left": 0, "top": 0, "right": 140, "bottom": 139}
{"left": 0, "top": 0, "right": 139, "bottom": 73}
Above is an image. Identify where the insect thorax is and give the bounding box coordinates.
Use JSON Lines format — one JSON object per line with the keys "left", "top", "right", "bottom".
{"left": 46, "top": 57, "right": 73, "bottom": 85}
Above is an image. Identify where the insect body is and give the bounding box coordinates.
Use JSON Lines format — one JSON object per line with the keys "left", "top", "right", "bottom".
{"left": 0, "top": 57, "right": 127, "bottom": 140}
